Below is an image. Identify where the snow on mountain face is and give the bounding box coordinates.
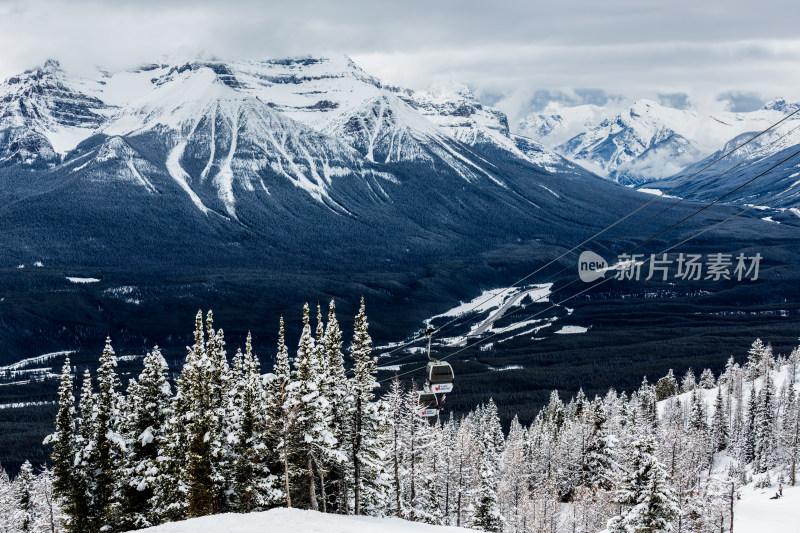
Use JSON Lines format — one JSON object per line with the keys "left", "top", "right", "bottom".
{"left": 0, "top": 60, "right": 111, "bottom": 165}
{"left": 0, "top": 56, "right": 579, "bottom": 213}
{"left": 639, "top": 110, "right": 800, "bottom": 208}
{"left": 519, "top": 99, "right": 799, "bottom": 185}
{"left": 100, "top": 65, "right": 384, "bottom": 218}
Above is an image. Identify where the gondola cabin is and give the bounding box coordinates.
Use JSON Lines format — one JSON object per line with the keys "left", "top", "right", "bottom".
{"left": 425, "top": 361, "right": 454, "bottom": 393}
{"left": 418, "top": 391, "right": 439, "bottom": 417}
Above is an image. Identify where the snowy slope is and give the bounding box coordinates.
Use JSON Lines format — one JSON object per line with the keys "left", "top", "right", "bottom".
{"left": 134, "top": 507, "right": 470, "bottom": 533}
{"left": 0, "top": 60, "right": 111, "bottom": 165}
{"left": 99, "top": 64, "right": 378, "bottom": 217}
{"left": 519, "top": 99, "right": 799, "bottom": 184}
{"left": 735, "top": 482, "right": 799, "bottom": 533}
{"left": 640, "top": 106, "right": 800, "bottom": 208}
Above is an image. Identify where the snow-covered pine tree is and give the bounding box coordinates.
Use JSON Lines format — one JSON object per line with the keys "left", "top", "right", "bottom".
{"left": 637, "top": 377, "right": 657, "bottom": 427}
{"left": 498, "top": 415, "right": 528, "bottom": 532}
{"left": 699, "top": 369, "right": 716, "bottom": 389}
{"left": 264, "top": 316, "right": 295, "bottom": 508}
{"left": 583, "top": 398, "right": 618, "bottom": 491}
{"left": 204, "top": 316, "right": 234, "bottom": 514}
{"left": 230, "top": 333, "right": 279, "bottom": 512}
{"left": 471, "top": 400, "right": 503, "bottom": 532}
{"left": 688, "top": 389, "right": 708, "bottom": 433}
{"left": 754, "top": 371, "right": 776, "bottom": 473}
{"left": 290, "top": 303, "right": 334, "bottom": 511}
{"left": 746, "top": 338, "right": 767, "bottom": 380}
{"left": 349, "top": 297, "right": 388, "bottom": 515}
{"left": 321, "top": 299, "right": 352, "bottom": 514}
{"left": 711, "top": 386, "right": 729, "bottom": 452}
{"left": 33, "top": 465, "right": 62, "bottom": 533}
{"left": 681, "top": 368, "right": 696, "bottom": 393}
{"left": 117, "top": 346, "right": 172, "bottom": 529}
{"left": 14, "top": 461, "right": 35, "bottom": 532}
{"left": 383, "top": 377, "right": 406, "bottom": 518}
{"left": 45, "top": 356, "right": 86, "bottom": 532}
{"left": 655, "top": 370, "right": 678, "bottom": 401}
{"left": 175, "top": 311, "right": 216, "bottom": 517}
{"left": 93, "top": 336, "right": 123, "bottom": 532}
{"left": 74, "top": 368, "right": 98, "bottom": 531}
{"left": 607, "top": 435, "right": 678, "bottom": 533}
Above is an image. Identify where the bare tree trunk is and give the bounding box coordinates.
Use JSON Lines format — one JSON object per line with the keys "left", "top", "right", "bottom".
{"left": 308, "top": 454, "right": 319, "bottom": 511}
{"left": 394, "top": 410, "right": 401, "bottom": 517}
{"left": 729, "top": 482, "right": 735, "bottom": 533}
{"left": 314, "top": 455, "right": 327, "bottom": 513}
{"left": 283, "top": 423, "right": 292, "bottom": 508}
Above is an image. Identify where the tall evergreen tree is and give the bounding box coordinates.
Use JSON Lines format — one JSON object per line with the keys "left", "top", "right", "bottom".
{"left": 291, "top": 303, "right": 334, "bottom": 511}
{"left": 117, "top": 346, "right": 172, "bottom": 529}
{"left": 711, "top": 387, "right": 729, "bottom": 452}
{"left": 94, "top": 336, "right": 122, "bottom": 531}
{"left": 45, "top": 356, "right": 88, "bottom": 533}
{"left": 608, "top": 435, "right": 678, "bottom": 533}
{"left": 14, "top": 461, "right": 35, "bottom": 532}
{"left": 265, "top": 316, "right": 296, "bottom": 508}
{"left": 321, "top": 299, "right": 352, "bottom": 513}
{"left": 349, "top": 297, "right": 388, "bottom": 515}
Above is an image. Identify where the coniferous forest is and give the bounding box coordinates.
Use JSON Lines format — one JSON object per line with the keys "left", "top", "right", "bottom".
{"left": 1, "top": 299, "right": 799, "bottom": 533}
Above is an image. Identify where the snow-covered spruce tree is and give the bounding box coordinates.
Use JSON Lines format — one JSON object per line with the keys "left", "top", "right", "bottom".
{"left": 175, "top": 311, "right": 216, "bottom": 517}
{"left": 290, "top": 303, "right": 335, "bottom": 511}
{"left": 73, "top": 368, "right": 98, "bottom": 531}
{"left": 711, "top": 386, "right": 729, "bottom": 452}
{"left": 698, "top": 369, "right": 716, "bottom": 389}
{"left": 264, "top": 316, "right": 295, "bottom": 508}
{"left": 471, "top": 400, "right": 503, "bottom": 532}
{"left": 655, "top": 370, "right": 679, "bottom": 401}
{"left": 681, "top": 368, "right": 696, "bottom": 393}
{"left": 349, "top": 297, "right": 389, "bottom": 515}
{"left": 638, "top": 377, "right": 658, "bottom": 428}
{"left": 14, "top": 460, "right": 35, "bottom": 532}
{"left": 742, "top": 385, "right": 758, "bottom": 463}
{"left": 116, "top": 346, "right": 172, "bottom": 529}
{"left": 93, "top": 337, "right": 123, "bottom": 532}
{"left": 607, "top": 435, "right": 678, "bottom": 533}
{"left": 688, "top": 389, "right": 708, "bottom": 434}
{"left": 230, "top": 333, "right": 280, "bottom": 512}
{"left": 383, "top": 377, "right": 405, "bottom": 518}
{"left": 754, "top": 371, "right": 777, "bottom": 473}
{"left": 583, "top": 398, "right": 618, "bottom": 491}
{"left": 320, "top": 299, "right": 353, "bottom": 514}
{"left": 498, "top": 415, "right": 528, "bottom": 532}
{"left": 204, "top": 316, "right": 235, "bottom": 514}
{"left": 311, "top": 303, "right": 333, "bottom": 513}
{"left": 45, "top": 356, "right": 87, "bottom": 532}
{"left": 746, "top": 338, "right": 767, "bottom": 380}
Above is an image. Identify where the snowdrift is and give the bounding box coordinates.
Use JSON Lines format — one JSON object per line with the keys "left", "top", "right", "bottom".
{"left": 134, "top": 507, "right": 471, "bottom": 533}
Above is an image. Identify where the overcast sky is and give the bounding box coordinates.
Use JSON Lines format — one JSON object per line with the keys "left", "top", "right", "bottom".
{"left": 2, "top": 0, "right": 799, "bottom": 125}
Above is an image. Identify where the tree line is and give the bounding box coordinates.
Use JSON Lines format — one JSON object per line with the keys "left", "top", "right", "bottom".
{"left": 1, "top": 301, "right": 799, "bottom": 533}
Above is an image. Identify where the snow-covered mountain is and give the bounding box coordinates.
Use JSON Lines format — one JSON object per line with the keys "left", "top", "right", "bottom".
{"left": 519, "top": 99, "right": 800, "bottom": 185}
{"left": 0, "top": 60, "right": 111, "bottom": 165}
{"left": 638, "top": 106, "right": 800, "bottom": 208}
{"left": 0, "top": 56, "right": 593, "bottom": 218}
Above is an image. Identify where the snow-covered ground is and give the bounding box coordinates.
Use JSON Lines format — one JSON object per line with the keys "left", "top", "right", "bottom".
{"left": 135, "top": 507, "right": 470, "bottom": 533}
{"left": 736, "top": 481, "right": 799, "bottom": 533}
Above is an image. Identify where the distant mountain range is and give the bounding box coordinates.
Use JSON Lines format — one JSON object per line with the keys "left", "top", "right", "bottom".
{"left": 518, "top": 99, "right": 800, "bottom": 206}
